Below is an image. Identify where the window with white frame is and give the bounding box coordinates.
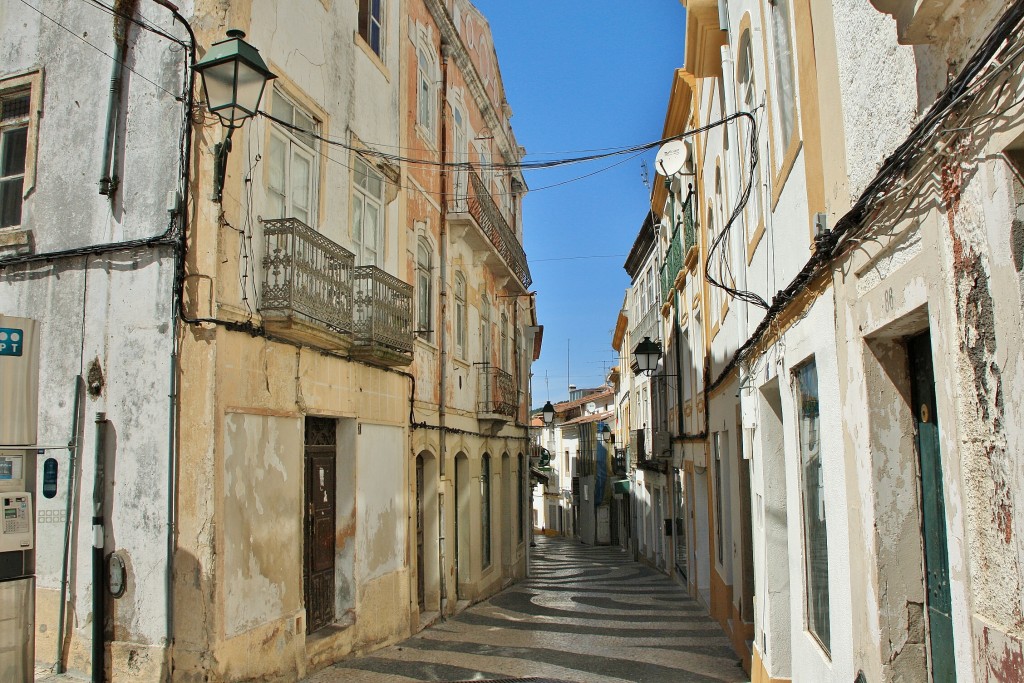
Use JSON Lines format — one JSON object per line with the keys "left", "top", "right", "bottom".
{"left": 352, "top": 155, "right": 385, "bottom": 266}
{"left": 416, "top": 236, "right": 433, "bottom": 341}
{"left": 480, "top": 293, "right": 491, "bottom": 363}
{"left": 645, "top": 265, "right": 655, "bottom": 313}
{"left": 795, "top": 359, "right": 831, "bottom": 653}
{"left": 769, "top": 0, "right": 797, "bottom": 159}
{"left": 358, "top": 0, "right": 385, "bottom": 58}
{"left": 268, "top": 89, "right": 319, "bottom": 227}
{"left": 455, "top": 271, "right": 467, "bottom": 359}
{"left": 417, "top": 43, "right": 437, "bottom": 142}
{"left": 501, "top": 310, "right": 509, "bottom": 370}
{"left": 451, "top": 105, "right": 468, "bottom": 206}
{"left": 477, "top": 142, "right": 492, "bottom": 191}
{"left": 1, "top": 86, "right": 32, "bottom": 228}
{"left": 737, "top": 31, "right": 763, "bottom": 237}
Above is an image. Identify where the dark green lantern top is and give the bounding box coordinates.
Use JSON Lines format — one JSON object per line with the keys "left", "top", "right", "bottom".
{"left": 195, "top": 30, "right": 276, "bottom": 129}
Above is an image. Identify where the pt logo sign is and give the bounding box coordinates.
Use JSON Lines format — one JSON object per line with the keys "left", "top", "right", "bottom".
{"left": 0, "top": 328, "right": 24, "bottom": 356}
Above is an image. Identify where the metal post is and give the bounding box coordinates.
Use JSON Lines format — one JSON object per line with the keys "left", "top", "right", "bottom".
{"left": 92, "top": 412, "right": 107, "bottom": 683}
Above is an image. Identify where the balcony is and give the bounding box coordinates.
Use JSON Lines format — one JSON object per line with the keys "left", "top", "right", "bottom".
{"left": 660, "top": 198, "right": 697, "bottom": 304}
{"left": 350, "top": 265, "right": 414, "bottom": 367}
{"left": 449, "top": 166, "right": 532, "bottom": 290}
{"left": 477, "top": 364, "right": 517, "bottom": 433}
{"left": 260, "top": 217, "right": 354, "bottom": 350}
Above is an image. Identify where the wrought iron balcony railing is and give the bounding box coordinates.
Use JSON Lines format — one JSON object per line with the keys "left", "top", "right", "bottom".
{"left": 351, "top": 265, "right": 413, "bottom": 365}
{"left": 260, "top": 217, "right": 354, "bottom": 335}
{"left": 682, "top": 198, "right": 697, "bottom": 256}
{"left": 478, "top": 364, "right": 517, "bottom": 418}
{"left": 450, "top": 166, "right": 532, "bottom": 289}
{"left": 660, "top": 225, "right": 684, "bottom": 304}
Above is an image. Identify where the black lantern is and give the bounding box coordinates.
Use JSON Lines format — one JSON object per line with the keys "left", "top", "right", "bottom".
{"left": 541, "top": 401, "right": 555, "bottom": 425}
{"left": 195, "top": 30, "right": 276, "bottom": 130}
{"left": 597, "top": 422, "right": 612, "bottom": 445}
{"left": 632, "top": 336, "right": 662, "bottom": 375}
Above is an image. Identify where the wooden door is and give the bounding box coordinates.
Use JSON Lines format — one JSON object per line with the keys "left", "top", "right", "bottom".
{"left": 908, "top": 332, "right": 956, "bottom": 682}
{"left": 304, "top": 417, "right": 336, "bottom": 634}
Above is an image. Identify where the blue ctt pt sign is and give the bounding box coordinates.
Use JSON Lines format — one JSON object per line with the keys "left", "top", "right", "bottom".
{"left": 0, "top": 328, "right": 24, "bottom": 356}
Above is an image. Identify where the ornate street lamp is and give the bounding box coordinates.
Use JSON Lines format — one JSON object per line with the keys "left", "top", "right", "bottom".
{"left": 194, "top": 30, "right": 276, "bottom": 201}
{"left": 541, "top": 400, "right": 555, "bottom": 425}
{"left": 597, "top": 422, "right": 612, "bottom": 445}
{"left": 632, "top": 336, "right": 662, "bottom": 375}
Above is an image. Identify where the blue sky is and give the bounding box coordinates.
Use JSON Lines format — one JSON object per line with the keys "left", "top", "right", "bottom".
{"left": 470, "top": 1, "right": 688, "bottom": 404}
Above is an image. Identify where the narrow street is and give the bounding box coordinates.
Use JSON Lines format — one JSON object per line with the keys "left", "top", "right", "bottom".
{"left": 305, "top": 536, "right": 747, "bottom": 683}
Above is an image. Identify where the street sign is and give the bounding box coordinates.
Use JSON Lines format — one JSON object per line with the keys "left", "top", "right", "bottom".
{"left": 0, "top": 328, "right": 23, "bottom": 356}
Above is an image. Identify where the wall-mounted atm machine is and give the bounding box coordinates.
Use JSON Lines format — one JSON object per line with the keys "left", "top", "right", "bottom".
{"left": 0, "top": 316, "right": 39, "bottom": 683}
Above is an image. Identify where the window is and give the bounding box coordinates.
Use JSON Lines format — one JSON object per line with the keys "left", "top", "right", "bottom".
{"left": 1, "top": 89, "right": 31, "bottom": 228}
{"left": 480, "top": 293, "right": 491, "bottom": 363}
{"left": 769, "top": 0, "right": 797, "bottom": 159}
{"left": 477, "top": 143, "right": 492, "bottom": 190}
{"left": 352, "top": 156, "right": 384, "bottom": 265}
{"left": 451, "top": 105, "right": 468, "bottom": 205}
{"left": 416, "top": 43, "right": 436, "bottom": 141}
{"left": 737, "top": 31, "right": 763, "bottom": 240}
{"left": 416, "top": 237, "right": 433, "bottom": 340}
{"left": 645, "top": 265, "right": 655, "bottom": 313}
{"left": 455, "top": 271, "right": 467, "bottom": 359}
{"left": 358, "top": 0, "right": 385, "bottom": 58}
{"left": 268, "top": 90, "right": 318, "bottom": 226}
{"left": 500, "top": 310, "right": 509, "bottom": 369}
{"left": 481, "top": 454, "right": 492, "bottom": 568}
{"left": 795, "top": 359, "right": 830, "bottom": 652}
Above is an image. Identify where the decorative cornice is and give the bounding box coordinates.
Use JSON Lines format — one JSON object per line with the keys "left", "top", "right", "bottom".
{"left": 422, "top": 0, "right": 521, "bottom": 168}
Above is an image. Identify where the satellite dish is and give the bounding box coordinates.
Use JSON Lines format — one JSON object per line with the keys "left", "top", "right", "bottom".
{"left": 585, "top": 402, "right": 597, "bottom": 415}
{"left": 655, "top": 139, "right": 689, "bottom": 177}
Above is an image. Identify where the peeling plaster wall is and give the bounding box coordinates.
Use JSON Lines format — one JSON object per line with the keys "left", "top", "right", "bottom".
{"left": 222, "top": 413, "right": 302, "bottom": 638}
{"left": 2, "top": 0, "right": 186, "bottom": 678}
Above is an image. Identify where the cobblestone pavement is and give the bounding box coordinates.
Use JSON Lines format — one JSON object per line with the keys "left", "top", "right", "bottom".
{"left": 306, "top": 536, "right": 748, "bottom": 683}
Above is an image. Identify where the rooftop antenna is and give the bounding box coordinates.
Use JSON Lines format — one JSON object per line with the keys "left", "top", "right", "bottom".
{"left": 567, "top": 338, "right": 571, "bottom": 397}
{"left": 545, "top": 370, "right": 550, "bottom": 400}
{"left": 640, "top": 160, "right": 651, "bottom": 191}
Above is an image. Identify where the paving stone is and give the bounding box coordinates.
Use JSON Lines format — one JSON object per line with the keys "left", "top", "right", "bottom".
{"left": 304, "top": 536, "right": 749, "bottom": 683}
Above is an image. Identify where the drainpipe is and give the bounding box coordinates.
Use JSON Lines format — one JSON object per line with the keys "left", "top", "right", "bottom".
{"left": 437, "top": 40, "right": 452, "bottom": 609}
{"left": 98, "top": 2, "right": 136, "bottom": 197}
{"left": 92, "top": 412, "right": 108, "bottom": 683}
{"left": 55, "top": 376, "right": 84, "bottom": 673}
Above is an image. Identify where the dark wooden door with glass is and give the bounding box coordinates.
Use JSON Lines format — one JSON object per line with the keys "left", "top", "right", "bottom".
{"left": 908, "top": 332, "right": 955, "bottom": 682}
{"left": 304, "top": 417, "right": 336, "bottom": 634}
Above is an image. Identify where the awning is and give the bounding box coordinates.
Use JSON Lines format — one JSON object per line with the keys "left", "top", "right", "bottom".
{"left": 530, "top": 466, "right": 550, "bottom": 484}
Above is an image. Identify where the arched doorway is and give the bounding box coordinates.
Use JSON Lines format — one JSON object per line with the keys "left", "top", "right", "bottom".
{"left": 501, "top": 453, "right": 512, "bottom": 579}
{"left": 454, "top": 452, "right": 470, "bottom": 599}
{"left": 415, "top": 451, "right": 439, "bottom": 613}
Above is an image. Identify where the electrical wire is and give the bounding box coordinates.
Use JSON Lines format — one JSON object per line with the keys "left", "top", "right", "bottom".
{"left": 16, "top": 0, "right": 181, "bottom": 100}
{"left": 707, "top": 0, "right": 1024, "bottom": 394}
{"left": 74, "top": 0, "right": 189, "bottom": 46}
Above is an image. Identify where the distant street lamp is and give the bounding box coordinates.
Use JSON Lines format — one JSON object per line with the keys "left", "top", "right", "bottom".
{"left": 541, "top": 400, "right": 555, "bottom": 425}
{"left": 194, "top": 30, "right": 276, "bottom": 201}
